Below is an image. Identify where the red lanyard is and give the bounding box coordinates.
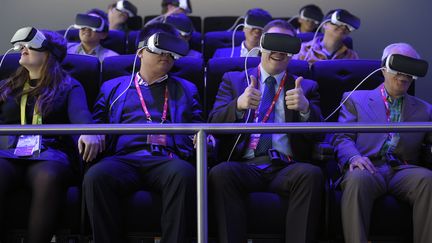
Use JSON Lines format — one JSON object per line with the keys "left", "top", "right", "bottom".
{"left": 380, "top": 85, "right": 391, "bottom": 122}
{"left": 134, "top": 73, "right": 169, "bottom": 123}
{"left": 253, "top": 66, "right": 287, "bottom": 123}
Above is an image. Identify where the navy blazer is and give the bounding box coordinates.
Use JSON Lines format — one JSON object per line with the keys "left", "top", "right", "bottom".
{"left": 93, "top": 75, "right": 204, "bottom": 160}
{"left": 208, "top": 66, "right": 322, "bottom": 162}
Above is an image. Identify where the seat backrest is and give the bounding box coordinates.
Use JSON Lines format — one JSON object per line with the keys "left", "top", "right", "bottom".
{"left": 205, "top": 57, "right": 311, "bottom": 117}
{"left": 203, "top": 31, "right": 245, "bottom": 60}
{"left": 58, "top": 29, "right": 127, "bottom": 54}
{"left": 144, "top": 15, "right": 202, "bottom": 33}
{"left": 101, "top": 55, "right": 204, "bottom": 102}
{"left": 203, "top": 16, "right": 240, "bottom": 33}
{"left": 311, "top": 59, "right": 384, "bottom": 121}
{"left": 127, "top": 15, "right": 143, "bottom": 30}
{"left": 0, "top": 53, "right": 100, "bottom": 111}
{"left": 126, "top": 31, "right": 202, "bottom": 54}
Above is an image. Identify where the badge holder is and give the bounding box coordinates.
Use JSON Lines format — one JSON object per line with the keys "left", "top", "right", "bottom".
{"left": 14, "top": 135, "right": 41, "bottom": 158}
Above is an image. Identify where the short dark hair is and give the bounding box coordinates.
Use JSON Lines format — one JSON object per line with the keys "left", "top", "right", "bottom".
{"left": 41, "top": 30, "right": 67, "bottom": 62}
{"left": 137, "top": 22, "right": 179, "bottom": 46}
{"left": 246, "top": 8, "right": 273, "bottom": 23}
{"left": 87, "top": 8, "right": 109, "bottom": 32}
{"left": 263, "top": 19, "right": 296, "bottom": 36}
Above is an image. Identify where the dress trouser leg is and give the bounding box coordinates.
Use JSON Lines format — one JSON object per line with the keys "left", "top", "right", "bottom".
{"left": 269, "top": 163, "right": 323, "bottom": 243}
{"left": 83, "top": 158, "right": 141, "bottom": 243}
{"left": 209, "top": 162, "right": 266, "bottom": 243}
{"left": 341, "top": 169, "right": 386, "bottom": 243}
{"left": 389, "top": 165, "right": 432, "bottom": 243}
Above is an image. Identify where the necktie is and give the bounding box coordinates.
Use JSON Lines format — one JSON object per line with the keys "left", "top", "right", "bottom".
{"left": 255, "top": 76, "right": 276, "bottom": 156}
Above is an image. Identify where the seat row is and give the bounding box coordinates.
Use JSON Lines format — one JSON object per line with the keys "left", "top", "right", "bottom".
{"left": 2, "top": 53, "right": 412, "bottom": 121}
{"left": 59, "top": 28, "right": 353, "bottom": 61}
{"left": 0, "top": 53, "right": 417, "bottom": 242}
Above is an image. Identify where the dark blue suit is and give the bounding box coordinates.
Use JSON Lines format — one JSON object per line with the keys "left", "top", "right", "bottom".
{"left": 208, "top": 67, "right": 324, "bottom": 243}
{"left": 84, "top": 75, "right": 203, "bottom": 243}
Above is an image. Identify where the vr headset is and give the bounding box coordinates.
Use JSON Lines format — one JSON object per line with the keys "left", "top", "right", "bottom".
{"left": 299, "top": 7, "right": 323, "bottom": 25}
{"left": 115, "top": 0, "right": 137, "bottom": 17}
{"left": 244, "top": 14, "right": 272, "bottom": 30}
{"left": 383, "top": 54, "right": 428, "bottom": 79}
{"left": 138, "top": 32, "right": 189, "bottom": 59}
{"left": 260, "top": 32, "right": 302, "bottom": 56}
{"left": 74, "top": 13, "right": 106, "bottom": 32}
{"left": 10, "top": 27, "right": 65, "bottom": 61}
{"left": 328, "top": 9, "right": 360, "bottom": 32}
{"left": 164, "top": 14, "right": 193, "bottom": 36}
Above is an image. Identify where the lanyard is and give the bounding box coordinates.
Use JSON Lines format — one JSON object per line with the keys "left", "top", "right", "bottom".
{"left": 134, "top": 73, "right": 169, "bottom": 123}
{"left": 253, "top": 66, "right": 287, "bottom": 123}
{"left": 20, "top": 81, "right": 42, "bottom": 125}
{"left": 380, "top": 85, "right": 391, "bottom": 122}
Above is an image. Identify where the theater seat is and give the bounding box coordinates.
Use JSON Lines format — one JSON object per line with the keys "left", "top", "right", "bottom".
{"left": 311, "top": 59, "right": 384, "bottom": 122}
{"left": 203, "top": 31, "right": 245, "bottom": 60}
{"left": 58, "top": 29, "right": 127, "bottom": 55}
{"left": 0, "top": 52, "right": 101, "bottom": 243}
{"left": 203, "top": 16, "right": 240, "bottom": 33}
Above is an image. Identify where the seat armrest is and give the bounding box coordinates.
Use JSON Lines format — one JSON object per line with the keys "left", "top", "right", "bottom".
{"left": 313, "top": 142, "right": 335, "bottom": 161}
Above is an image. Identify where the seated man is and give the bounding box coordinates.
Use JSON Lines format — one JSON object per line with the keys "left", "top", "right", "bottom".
{"left": 67, "top": 8, "right": 119, "bottom": 62}
{"left": 332, "top": 43, "right": 432, "bottom": 243}
{"left": 83, "top": 23, "right": 203, "bottom": 243}
{"left": 212, "top": 8, "right": 273, "bottom": 58}
{"left": 295, "top": 4, "right": 324, "bottom": 33}
{"left": 164, "top": 13, "right": 202, "bottom": 58}
{"left": 209, "top": 20, "right": 323, "bottom": 243}
{"left": 162, "top": 0, "right": 192, "bottom": 14}
{"left": 295, "top": 9, "right": 359, "bottom": 64}
{"left": 107, "top": 0, "right": 138, "bottom": 31}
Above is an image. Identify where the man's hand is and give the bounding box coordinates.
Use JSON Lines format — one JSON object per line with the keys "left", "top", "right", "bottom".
{"left": 349, "top": 155, "right": 377, "bottom": 174}
{"left": 285, "top": 76, "right": 309, "bottom": 113}
{"left": 237, "top": 75, "right": 262, "bottom": 111}
{"left": 78, "top": 135, "right": 106, "bottom": 163}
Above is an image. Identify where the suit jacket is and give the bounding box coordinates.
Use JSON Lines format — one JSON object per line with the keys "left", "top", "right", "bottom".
{"left": 332, "top": 86, "right": 432, "bottom": 168}
{"left": 93, "top": 75, "right": 204, "bottom": 160}
{"left": 212, "top": 46, "right": 241, "bottom": 58}
{"left": 0, "top": 78, "right": 93, "bottom": 164}
{"left": 208, "top": 66, "right": 322, "bottom": 162}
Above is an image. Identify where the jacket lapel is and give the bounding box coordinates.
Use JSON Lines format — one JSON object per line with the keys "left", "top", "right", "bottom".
{"left": 112, "top": 79, "right": 130, "bottom": 123}
{"left": 401, "top": 94, "right": 417, "bottom": 121}
{"left": 167, "top": 77, "right": 177, "bottom": 123}
{"left": 366, "top": 87, "right": 387, "bottom": 122}
{"left": 283, "top": 74, "right": 296, "bottom": 122}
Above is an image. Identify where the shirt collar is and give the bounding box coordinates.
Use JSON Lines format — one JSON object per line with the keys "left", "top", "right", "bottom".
{"left": 259, "top": 65, "right": 285, "bottom": 86}
{"left": 240, "top": 41, "right": 260, "bottom": 57}
{"left": 136, "top": 72, "right": 169, "bottom": 86}
{"left": 382, "top": 86, "right": 404, "bottom": 104}
{"left": 77, "top": 43, "right": 102, "bottom": 56}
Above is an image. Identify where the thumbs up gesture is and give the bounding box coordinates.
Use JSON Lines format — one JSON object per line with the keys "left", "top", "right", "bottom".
{"left": 285, "top": 76, "right": 309, "bottom": 113}
{"left": 237, "top": 75, "right": 262, "bottom": 111}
